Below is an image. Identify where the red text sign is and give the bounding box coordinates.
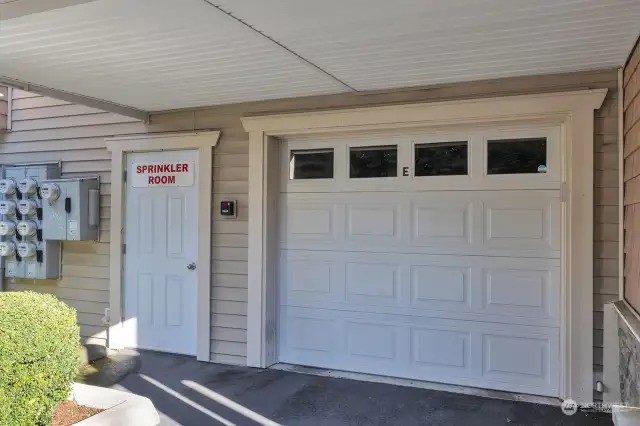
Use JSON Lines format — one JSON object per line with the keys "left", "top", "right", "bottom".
{"left": 131, "top": 161, "right": 194, "bottom": 187}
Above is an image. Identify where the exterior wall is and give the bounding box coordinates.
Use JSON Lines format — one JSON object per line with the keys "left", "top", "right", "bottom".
{"left": 165, "top": 69, "right": 619, "bottom": 369}
{"left": 0, "top": 69, "right": 619, "bottom": 371}
{"left": 1, "top": 89, "right": 144, "bottom": 346}
{"left": 624, "top": 40, "right": 640, "bottom": 315}
{"left": 0, "top": 87, "right": 7, "bottom": 130}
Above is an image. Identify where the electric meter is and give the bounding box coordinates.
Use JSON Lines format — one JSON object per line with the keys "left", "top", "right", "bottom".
{"left": 18, "top": 178, "right": 38, "bottom": 195}
{"left": 0, "top": 200, "right": 17, "bottom": 216}
{"left": 0, "top": 241, "right": 16, "bottom": 257}
{"left": 17, "top": 200, "right": 38, "bottom": 216}
{"left": 0, "top": 221, "right": 16, "bottom": 236}
{"left": 0, "top": 179, "right": 17, "bottom": 195}
{"left": 17, "top": 241, "right": 37, "bottom": 258}
{"left": 41, "top": 178, "right": 100, "bottom": 241}
{"left": 40, "top": 183, "right": 61, "bottom": 201}
{"left": 17, "top": 220, "right": 38, "bottom": 237}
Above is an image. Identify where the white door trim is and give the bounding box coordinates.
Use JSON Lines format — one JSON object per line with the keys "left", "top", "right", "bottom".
{"left": 105, "top": 131, "right": 221, "bottom": 362}
{"left": 242, "top": 90, "right": 607, "bottom": 402}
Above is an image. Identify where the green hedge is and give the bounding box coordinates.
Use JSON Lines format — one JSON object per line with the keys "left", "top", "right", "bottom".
{"left": 0, "top": 291, "right": 81, "bottom": 426}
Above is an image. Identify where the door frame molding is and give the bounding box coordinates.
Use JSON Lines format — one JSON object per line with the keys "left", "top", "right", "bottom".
{"left": 242, "top": 90, "right": 607, "bottom": 402}
{"left": 105, "top": 131, "right": 220, "bottom": 361}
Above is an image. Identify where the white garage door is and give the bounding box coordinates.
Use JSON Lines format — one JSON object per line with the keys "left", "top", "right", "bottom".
{"left": 278, "top": 128, "right": 563, "bottom": 397}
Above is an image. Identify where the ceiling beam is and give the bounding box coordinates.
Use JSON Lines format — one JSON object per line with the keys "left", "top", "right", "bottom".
{"left": 0, "top": 0, "right": 99, "bottom": 21}
{"left": 0, "top": 76, "right": 150, "bottom": 122}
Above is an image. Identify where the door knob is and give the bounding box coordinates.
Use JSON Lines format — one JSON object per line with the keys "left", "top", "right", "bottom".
{"left": 187, "top": 262, "right": 196, "bottom": 271}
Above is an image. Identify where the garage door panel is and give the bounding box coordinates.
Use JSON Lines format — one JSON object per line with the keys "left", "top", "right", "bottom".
{"left": 279, "top": 306, "right": 559, "bottom": 396}
{"left": 412, "top": 201, "right": 473, "bottom": 247}
{"left": 286, "top": 259, "right": 332, "bottom": 294}
{"left": 280, "top": 257, "right": 342, "bottom": 303}
{"left": 281, "top": 191, "right": 560, "bottom": 258}
{"left": 285, "top": 202, "right": 340, "bottom": 243}
{"left": 280, "top": 312, "right": 340, "bottom": 364}
{"left": 481, "top": 332, "right": 558, "bottom": 390}
{"left": 346, "top": 262, "right": 401, "bottom": 307}
{"left": 346, "top": 202, "right": 402, "bottom": 245}
{"left": 411, "top": 327, "right": 471, "bottom": 370}
{"left": 282, "top": 250, "right": 560, "bottom": 325}
{"left": 283, "top": 300, "right": 560, "bottom": 328}
{"left": 483, "top": 195, "right": 561, "bottom": 252}
{"left": 410, "top": 265, "right": 471, "bottom": 311}
{"left": 481, "top": 268, "right": 560, "bottom": 321}
{"left": 347, "top": 321, "right": 399, "bottom": 360}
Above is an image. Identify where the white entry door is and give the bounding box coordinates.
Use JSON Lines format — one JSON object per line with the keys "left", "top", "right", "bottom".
{"left": 124, "top": 150, "right": 198, "bottom": 355}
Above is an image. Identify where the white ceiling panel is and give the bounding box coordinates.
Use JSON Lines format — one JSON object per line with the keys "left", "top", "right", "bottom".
{"left": 0, "top": 0, "right": 638, "bottom": 112}
{"left": 214, "top": 0, "right": 640, "bottom": 90}
{"left": 0, "top": 0, "right": 349, "bottom": 111}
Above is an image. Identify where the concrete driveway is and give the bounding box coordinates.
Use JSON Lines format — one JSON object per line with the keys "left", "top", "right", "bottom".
{"left": 111, "top": 350, "right": 612, "bottom": 426}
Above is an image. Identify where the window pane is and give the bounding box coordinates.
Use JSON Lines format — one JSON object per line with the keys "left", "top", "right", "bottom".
{"left": 350, "top": 145, "right": 397, "bottom": 178}
{"left": 487, "top": 138, "right": 547, "bottom": 175}
{"left": 415, "top": 141, "right": 468, "bottom": 176}
{"left": 290, "top": 149, "right": 334, "bottom": 179}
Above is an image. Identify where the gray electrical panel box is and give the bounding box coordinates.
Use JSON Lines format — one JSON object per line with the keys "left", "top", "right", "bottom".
{"left": 41, "top": 178, "right": 100, "bottom": 241}
{"left": 0, "top": 165, "right": 61, "bottom": 280}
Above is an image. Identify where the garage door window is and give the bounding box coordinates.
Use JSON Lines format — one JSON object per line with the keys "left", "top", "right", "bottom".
{"left": 290, "top": 149, "right": 334, "bottom": 179}
{"left": 350, "top": 145, "right": 398, "bottom": 178}
{"left": 487, "top": 137, "right": 547, "bottom": 175}
{"left": 415, "top": 141, "right": 468, "bottom": 176}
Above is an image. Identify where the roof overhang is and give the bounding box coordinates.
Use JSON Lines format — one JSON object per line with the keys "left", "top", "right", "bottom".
{"left": 0, "top": 0, "right": 637, "bottom": 114}
{"left": 0, "top": 75, "right": 149, "bottom": 121}
{"left": 0, "top": 0, "right": 99, "bottom": 21}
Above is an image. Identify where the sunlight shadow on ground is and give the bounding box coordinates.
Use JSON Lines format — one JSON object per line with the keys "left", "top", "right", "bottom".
{"left": 181, "top": 380, "right": 281, "bottom": 426}
{"left": 139, "top": 374, "right": 239, "bottom": 426}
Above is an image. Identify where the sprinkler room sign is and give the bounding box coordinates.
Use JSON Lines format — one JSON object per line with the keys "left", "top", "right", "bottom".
{"left": 131, "top": 161, "right": 194, "bottom": 187}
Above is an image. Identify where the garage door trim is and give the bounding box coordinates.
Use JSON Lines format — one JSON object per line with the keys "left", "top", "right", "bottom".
{"left": 242, "top": 89, "right": 607, "bottom": 402}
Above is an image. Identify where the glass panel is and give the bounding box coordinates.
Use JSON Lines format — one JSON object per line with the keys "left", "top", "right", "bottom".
{"left": 415, "top": 141, "right": 468, "bottom": 176}
{"left": 487, "top": 138, "right": 547, "bottom": 175}
{"left": 350, "top": 145, "right": 398, "bottom": 178}
{"left": 289, "top": 149, "right": 334, "bottom": 179}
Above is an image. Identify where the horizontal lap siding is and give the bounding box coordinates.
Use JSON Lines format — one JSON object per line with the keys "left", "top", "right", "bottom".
{"left": 624, "top": 41, "right": 640, "bottom": 317}
{"left": 2, "top": 89, "right": 148, "bottom": 346}
{"left": 0, "top": 89, "right": 249, "bottom": 362}
{"left": 593, "top": 90, "right": 620, "bottom": 373}
{"left": 197, "top": 118, "right": 249, "bottom": 365}
{"left": 0, "top": 87, "right": 7, "bottom": 130}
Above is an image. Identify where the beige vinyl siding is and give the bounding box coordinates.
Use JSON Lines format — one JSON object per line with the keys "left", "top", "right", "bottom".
{"left": 624, "top": 40, "right": 640, "bottom": 315}
{"left": 1, "top": 69, "right": 619, "bottom": 371}
{"left": 593, "top": 85, "right": 621, "bottom": 373}
{"left": 1, "top": 89, "right": 147, "bottom": 346}
{"left": 0, "top": 86, "right": 7, "bottom": 130}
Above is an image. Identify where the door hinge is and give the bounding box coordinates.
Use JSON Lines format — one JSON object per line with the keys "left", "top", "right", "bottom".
{"left": 123, "top": 170, "right": 127, "bottom": 182}
{"left": 122, "top": 243, "right": 126, "bottom": 254}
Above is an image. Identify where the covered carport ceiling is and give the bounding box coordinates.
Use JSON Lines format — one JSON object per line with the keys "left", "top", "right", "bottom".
{"left": 0, "top": 0, "right": 639, "bottom": 115}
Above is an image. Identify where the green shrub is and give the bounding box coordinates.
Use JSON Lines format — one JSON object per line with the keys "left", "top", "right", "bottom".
{"left": 0, "top": 291, "right": 81, "bottom": 426}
